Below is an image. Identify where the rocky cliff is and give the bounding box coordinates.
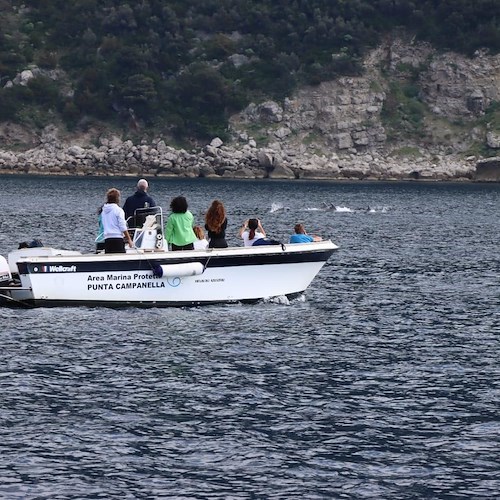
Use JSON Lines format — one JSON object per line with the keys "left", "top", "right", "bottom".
{"left": 1, "top": 39, "right": 499, "bottom": 181}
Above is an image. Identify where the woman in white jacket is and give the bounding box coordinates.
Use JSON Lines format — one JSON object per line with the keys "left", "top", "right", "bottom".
{"left": 101, "top": 188, "right": 134, "bottom": 253}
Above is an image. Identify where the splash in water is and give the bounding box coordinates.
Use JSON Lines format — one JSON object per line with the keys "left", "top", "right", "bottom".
{"left": 270, "top": 202, "right": 290, "bottom": 213}
{"left": 263, "top": 295, "right": 291, "bottom": 305}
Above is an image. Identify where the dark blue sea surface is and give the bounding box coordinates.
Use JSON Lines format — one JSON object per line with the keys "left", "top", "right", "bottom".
{"left": 0, "top": 176, "right": 499, "bottom": 498}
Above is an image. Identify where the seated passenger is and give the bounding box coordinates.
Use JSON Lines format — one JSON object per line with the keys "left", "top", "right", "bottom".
{"left": 238, "top": 218, "right": 266, "bottom": 246}
{"left": 193, "top": 226, "right": 209, "bottom": 250}
{"left": 289, "top": 223, "right": 322, "bottom": 243}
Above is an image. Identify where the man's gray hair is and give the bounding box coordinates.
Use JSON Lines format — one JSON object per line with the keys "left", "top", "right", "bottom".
{"left": 137, "top": 179, "right": 148, "bottom": 191}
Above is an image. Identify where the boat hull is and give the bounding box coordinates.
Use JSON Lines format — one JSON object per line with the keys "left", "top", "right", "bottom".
{"left": 9, "top": 241, "right": 337, "bottom": 307}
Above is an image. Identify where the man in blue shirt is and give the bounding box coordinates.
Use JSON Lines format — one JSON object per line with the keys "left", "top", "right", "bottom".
{"left": 289, "top": 223, "right": 322, "bottom": 243}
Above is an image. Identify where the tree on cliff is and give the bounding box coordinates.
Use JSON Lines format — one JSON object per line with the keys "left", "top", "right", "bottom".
{"left": 0, "top": 0, "right": 497, "bottom": 142}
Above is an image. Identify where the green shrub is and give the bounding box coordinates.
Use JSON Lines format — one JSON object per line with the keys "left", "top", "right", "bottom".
{"left": 27, "top": 76, "right": 60, "bottom": 107}
{"left": 35, "top": 51, "right": 59, "bottom": 69}
{"left": 0, "top": 89, "right": 19, "bottom": 121}
{"left": 1, "top": 0, "right": 498, "bottom": 141}
{"left": 479, "top": 100, "right": 500, "bottom": 131}
{"left": 382, "top": 79, "right": 426, "bottom": 139}
{"left": 163, "top": 62, "right": 247, "bottom": 140}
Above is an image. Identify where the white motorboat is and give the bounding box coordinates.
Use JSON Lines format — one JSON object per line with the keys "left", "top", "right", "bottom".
{"left": 0, "top": 241, "right": 337, "bottom": 307}
{"left": 0, "top": 207, "right": 338, "bottom": 307}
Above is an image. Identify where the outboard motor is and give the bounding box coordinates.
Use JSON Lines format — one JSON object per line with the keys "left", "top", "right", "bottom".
{"left": 0, "top": 255, "right": 12, "bottom": 286}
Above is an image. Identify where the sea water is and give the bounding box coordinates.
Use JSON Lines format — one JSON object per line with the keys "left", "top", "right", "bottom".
{"left": 0, "top": 175, "right": 499, "bottom": 498}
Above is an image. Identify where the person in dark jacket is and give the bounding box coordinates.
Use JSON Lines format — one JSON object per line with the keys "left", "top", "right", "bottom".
{"left": 123, "top": 179, "right": 156, "bottom": 224}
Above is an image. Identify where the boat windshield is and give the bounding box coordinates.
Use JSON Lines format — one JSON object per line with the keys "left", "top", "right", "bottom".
{"left": 130, "top": 207, "right": 166, "bottom": 250}
{"left": 129, "top": 206, "right": 164, "bottom": 229}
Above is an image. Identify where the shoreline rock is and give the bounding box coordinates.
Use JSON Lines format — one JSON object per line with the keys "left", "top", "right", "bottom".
{"left": 0, "top": 135, "right": 492, "bottom": 181}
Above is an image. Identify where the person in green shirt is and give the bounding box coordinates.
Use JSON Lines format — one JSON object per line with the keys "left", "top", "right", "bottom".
{"left": 165, "top": 196, "right": 197, "bottom": 250}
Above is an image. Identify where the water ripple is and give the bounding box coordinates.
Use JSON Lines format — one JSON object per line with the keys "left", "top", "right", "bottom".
{"left": 1, "top": 178, "right": 500, "bottom": 498}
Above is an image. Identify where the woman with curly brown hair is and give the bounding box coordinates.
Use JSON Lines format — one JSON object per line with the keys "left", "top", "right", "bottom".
{"left": 204, "top": 199, "right": 228, "bottom": 248}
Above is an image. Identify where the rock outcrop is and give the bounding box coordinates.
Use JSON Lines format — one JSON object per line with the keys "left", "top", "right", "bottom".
{"left": 475, "top": 157, "right": 500, "bottom": 181}
{"left": 0, "top": 129, "right": 480, "bottom": 181}
{"left": 0, "top": 38, "right": 499, "bottom": 182}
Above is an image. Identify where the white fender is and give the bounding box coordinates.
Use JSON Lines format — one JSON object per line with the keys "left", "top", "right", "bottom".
{"left": 153, "top": 262, "right": 204, "bottom": 278}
